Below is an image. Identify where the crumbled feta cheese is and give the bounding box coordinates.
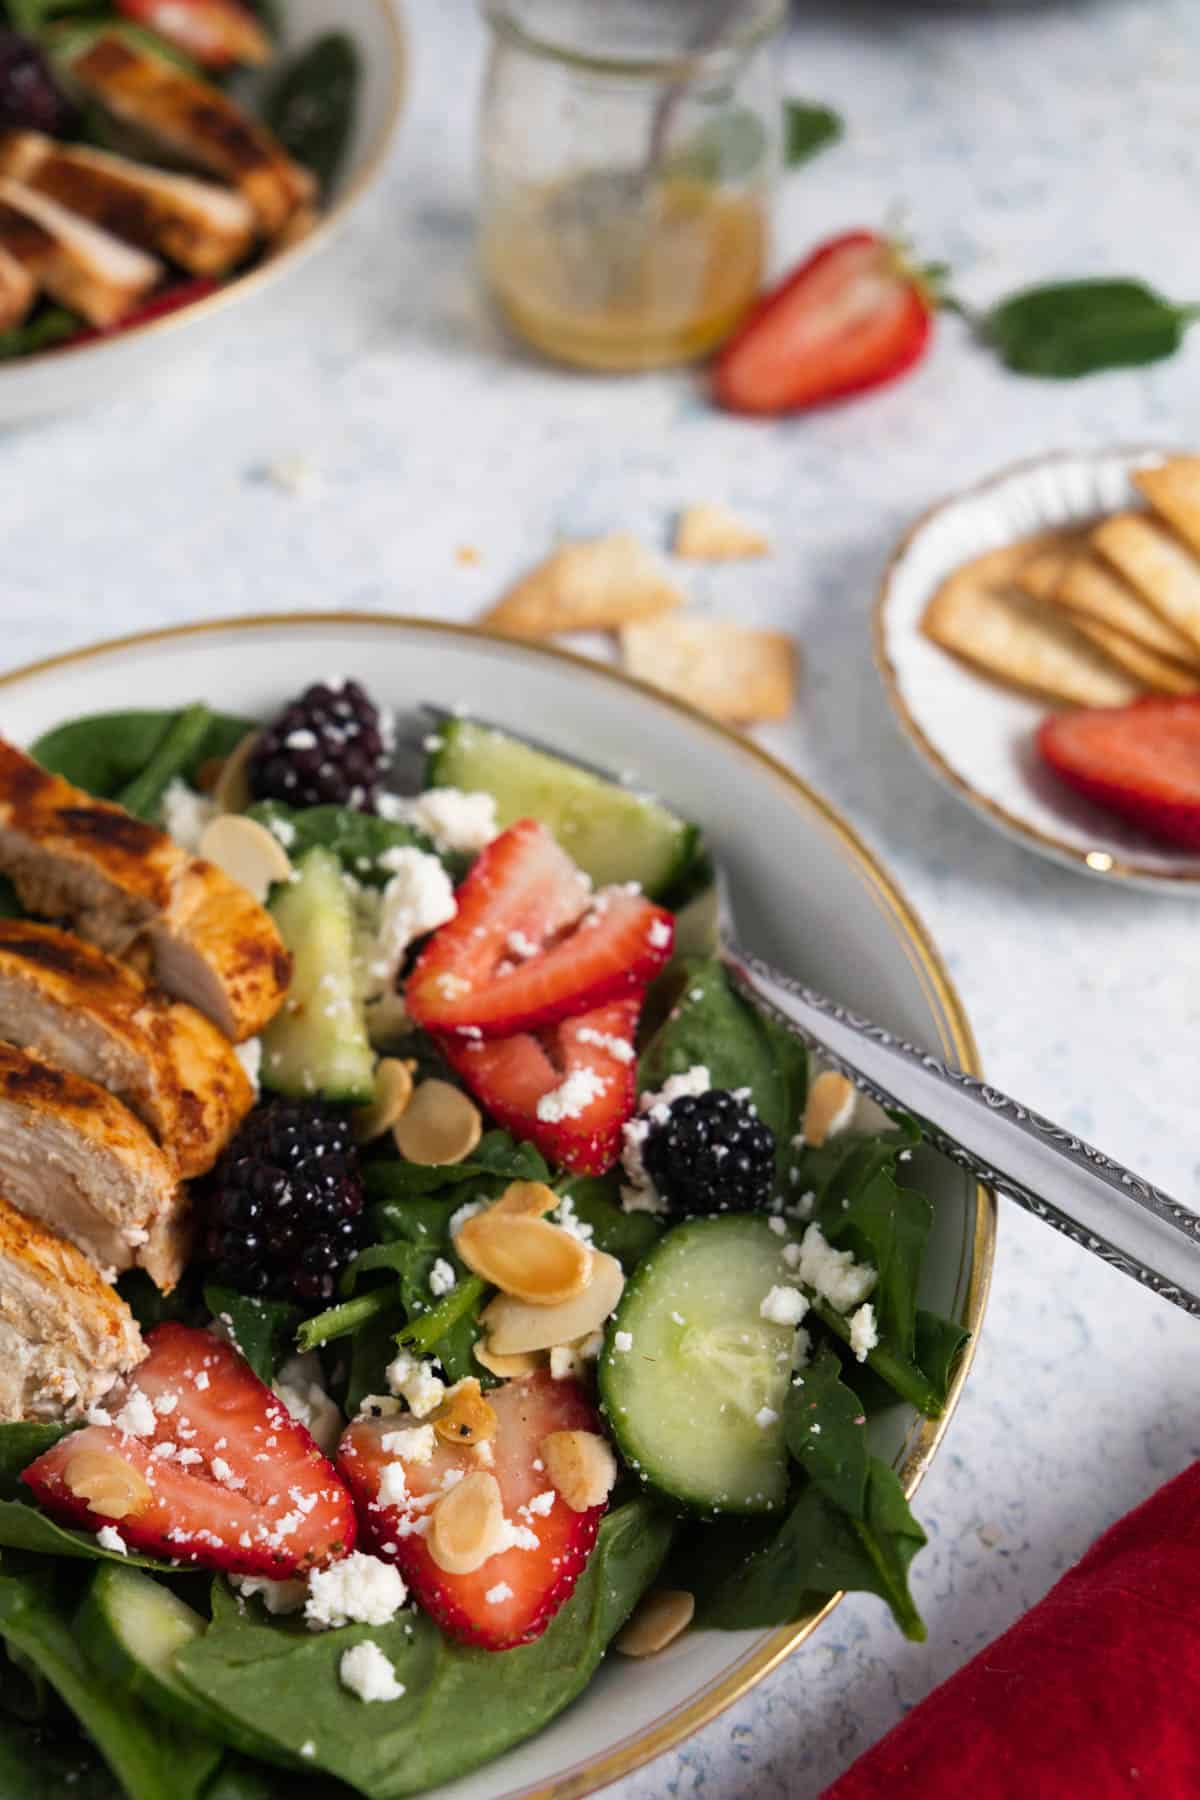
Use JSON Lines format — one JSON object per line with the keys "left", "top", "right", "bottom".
{"left": 573, "top": 1027, "right": 635, "bottom": 1064}
{"left": 386, "top": 788, "right": 499, "bottom": 856}
{"left": 613, "top": 1331, "right": 633, "bottom": 1354}
{"left": 357, "top": 1394, "right": 402, "bottom": 1420}
{"left": 305, "top": 1553, "right": 407, "bottom": 1630}
{"left": 386, "top": 1351, "right": 445, "bottom": 1418}
{"left": 339, "top": 1641, "right": 405, "bottom": 1704}
{"left": 363, "top": 850, "right": 457, "bottom": 1002}
{"left": 648, "top": 918, "right": 671, "bottom": 949}
{"left": 235, "top": 1576, "right": 306, "bottom": 1614}
{"left": 754, "top": 1406, "right": 779, "bottom": 1430}
{"left": 449, "top": 1200, "right": 484, "bottom": 1239}
{"left": 553, "top": 1194, "right": 594, "bottom": 1244}
{"left": 153, "top": 1392, "right": 178, "bottom": 1417}
{"left": 428, "top": 1257, "right": 457, "bottom": 1298}
{"left": 549, "top": 1345, "right": 583, "bottom": 1381}
{"left": 474, "top": 1439, "right": 495, "bottom": 1467}
{"left": 525, "top": 1489, "right": 556, "bottom": 1517}
{"left": 485, "top": 1582, "right": 513, "bottom": 1606}
{"left": 791, "top": 1326, "right": 813, "bottom": 1369}
{"left": 273, "top": 1354, "right": 344, "bottom": 1456}
{"left": 194, "top": 1371, "right": 209, "bottom": 1391}
{"left": 848, "top": 1302, "right": 879, "bottom": 1363}
{"left": 577, "top": 1330, "right": 604, "bottom": 1360}
{"left": 781, "top": 1241, "right": 801, "bottom": 1271}
{"left": 506, "top": 929, "right": 538, "bottom": 959}
{"left": 300, "top": 1742, "right": 316, "bottom": 1760}
{"left": 161, "top": 779, "right": 217, "bottom": 853}
{"left": 380, "top": 1424, "right": 436, "bottom": 1464}
{"left": 211, "top": 1456, "right": 245, "bottom": 1490}
{"left": 378, "top": 1462, "right": 409, "bottom": 1507}
{"left": 760, "top": 1285, "right": 809, "bottom": 1328}
{"left": 235, "top": 1037, "right": 262, "bottom": 1092}
{"left": 85, "top": 1405, "right": 111, "bottom": 1427}
{"left": 620, "top": 1065, "right": 710, "bottom": 1213}
{"left": 796, "top": 1224, "right": 877, "bottom": 1313}
{"left": 114, "top": 1391, "right": 155, "bottom": 1438}
{"left": 536, "top": 1067, "right": 606, "bottom": 1123}
{"left": 767, "top": 1216, "right": 787, "bottom": 1237}
{"left": 97, "top": 1526, "right": 127, "bottom": 1555}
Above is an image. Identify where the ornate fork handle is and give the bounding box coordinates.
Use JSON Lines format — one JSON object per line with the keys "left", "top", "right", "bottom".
{"left": 727, "top": 942, "right": 1200, "bottom": 1319}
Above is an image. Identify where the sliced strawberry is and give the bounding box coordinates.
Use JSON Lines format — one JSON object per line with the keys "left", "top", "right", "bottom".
{"left": 339, "top": 1371, "right": 605, "bottom": 1651}
{"left": 713, "top": 229, "right": 934, "bottom": 416}
{"left": 1037, "top": 697, "right": 1200, "bottom": 849}
{"left": 405, "top": 819, "right": 673, "bottom": 1038}
{"left": 441, "top": 995, "right": 640, "bottom": 1176}
{"left": 21, "top": 1323, "right": 355, "bottom": 1575}
{"left": 115, "top": 0, "right": 272, "bottom": 67}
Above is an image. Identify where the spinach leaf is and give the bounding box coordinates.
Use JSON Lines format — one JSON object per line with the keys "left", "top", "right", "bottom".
{"left": 0, "top": 305, "right": 79, "bottom": 362}
{"left": 825, "top": 1170, "right": 931, "bottom": 1359}
{"left": 983, "top": 278, "right": 1200, "bottom": 378}
{"left": 203, "top": 1288, "right": 300, "bottom": 1386}
{"left": 265, "top": 32, "right": 359, "bottom": 192}
{"left": 176, "top": 1501, "right": 671, "bottom": 1797}
{"left": 694, "top": 1459, "right": 926, "bottom": 1641}
{"left": 809, "top": 1296, "right": 941, "bottom": 1419}
{"left": 915, "top": 1308, "right": 970, "bottom": 1407}
{"left": 556, "top": 1174, "right": 662, "bottom": 1272}
{"left": 31, "top": 709, "right": 252, "bottom": 803}
{"left": 364, "top": 1131, "right": 549, "bottom": 1212}
{"left": 783, "top": 100, "right": 843, "bottom": 167}
{"left": 0, "top": 1718, "right": 126, "bottom": 1800}
{"left": 395, "top": 1276, "right": 487, "bottom": 1382}
{"left": 246, "top": 803, "right": 457, "bottom": 885}
{"left": 345, "top": 1300, "right": 407, "bottom": 1417}
{"left": 117, "top": 704, "right": 216, "bottom": 821}
{"left": 0, "top": 1425, "right": 68, "bottom": 1499}
{"left": 800, "top": 1115, "right": 919, "bottom": 1214}
{"left": 0, "top": 1498, "right": 196, "bottom": 1572}
{"left": 296, "top": 1286, "right": 403, "bottom": 1354}
{"left": 117, "top": 1269, "right": 200, "bottom": 1333}
{"left": 0, "top": 1564, "right": 221, "bottom": 1800}
{"left": 785, "top": 1346, "right": 868, "bottom": 1518}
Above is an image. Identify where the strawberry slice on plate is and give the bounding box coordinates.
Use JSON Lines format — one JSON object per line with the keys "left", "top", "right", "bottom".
{"left": 339, "top": 1370, "right": 606, "bottom": 1651}
{"left": 1037, "top": 696, "right": 1200, "bottom": 849}
{"left": 22, "top": 1323, "right": 355, "bottom": 1575}
{"left": 406, "top": 819, "right": 674, "bottom": 1038}
{"left": 713, "top": 229, "right": 935, "bottom": 416}
{"left": 441, "top": 995, "right": 641, "bottom": 1175}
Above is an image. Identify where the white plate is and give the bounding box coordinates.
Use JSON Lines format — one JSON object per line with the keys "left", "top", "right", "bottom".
{"left": 0, "top": 616, "right": 994, "bottom": 1800}
{"left": 875, "top": 447, "right": 1200, "bottom": 892}
{"left": 0, "top": 0, "right": 405, "bottom": 423}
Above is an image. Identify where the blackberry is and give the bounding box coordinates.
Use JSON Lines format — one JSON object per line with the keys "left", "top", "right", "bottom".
{"left": 0, "top": 33, "right": 79, "bottom": 136}
{"left": 196, "top": 1099, "right": 365, "bottom": 1303}
{"left": 249, "top": 679, "right": 390, "bottom": 812}
{"left": 641, "top": 1088, "right": 776, "bottom": 1217}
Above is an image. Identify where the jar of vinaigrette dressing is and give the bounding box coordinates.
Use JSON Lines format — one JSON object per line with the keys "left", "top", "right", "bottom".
{"left": 478, "top": 0, "right": 784, "bottom": 372}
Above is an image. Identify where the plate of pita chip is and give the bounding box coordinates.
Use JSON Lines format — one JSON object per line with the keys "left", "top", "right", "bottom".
{"left": 876, "top": 448, "right": 1200, "bottom": 889}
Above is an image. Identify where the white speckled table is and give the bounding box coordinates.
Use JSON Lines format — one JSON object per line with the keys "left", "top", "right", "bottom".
{"left": 5, "top": 1, "right": 1200, "bottom": 1793}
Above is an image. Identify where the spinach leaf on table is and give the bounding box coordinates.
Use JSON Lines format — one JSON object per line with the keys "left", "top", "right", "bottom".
{"left": 983, "top": 277, "right": 1200, "bottom": 379}
{"left": 31, "top": 709, "right": 252, "bottom": 804}
{"left": 176, "top": 1501, "right": 673, "bottom": 1799}
{"left": 783, "top": 100, "right": 843, "bottom": 167}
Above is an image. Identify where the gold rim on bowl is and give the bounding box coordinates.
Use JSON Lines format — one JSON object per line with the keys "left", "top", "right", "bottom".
{"left": 0, "top": 614, "right": 996, "bottom": 1800}
{"left": 0, "top": 0, "right": 407, "bottom": 375}
{"left": 873, "top": 447, "right": 1200, "bottom": 890}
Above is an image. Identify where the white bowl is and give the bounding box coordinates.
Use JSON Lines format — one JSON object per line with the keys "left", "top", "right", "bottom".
{"left": 0, "top": 0, "right": 405, "bottom": 424}
{"left": 0, "top": 615, "right": 995, "bottom": 1800}
{"left": 875, "top": 447, "right": 1200, "bottom": 893}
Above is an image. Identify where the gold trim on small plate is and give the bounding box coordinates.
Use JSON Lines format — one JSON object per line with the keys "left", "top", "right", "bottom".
{"left": 0, "top": 614, "right": 996, "bottom": 1800}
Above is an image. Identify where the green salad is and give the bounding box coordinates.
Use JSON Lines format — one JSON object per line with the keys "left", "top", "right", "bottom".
{"left": 0, "top": 686, "right": 969, "bottom": 1799}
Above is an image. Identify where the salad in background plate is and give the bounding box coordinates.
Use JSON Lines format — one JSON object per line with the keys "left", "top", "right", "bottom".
{"left": 0, "top": 681, "right": 968, "bottom": 1798}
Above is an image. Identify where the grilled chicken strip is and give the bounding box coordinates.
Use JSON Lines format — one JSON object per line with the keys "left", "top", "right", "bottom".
{"left": 0, "top": 241, "right": 35, "bottom": 330}
{"left": 71, "top": 34, "right": 315, "bottom": 236}
{"left": 0, "top": 131, "right": 257, "bottom": 277}
{"left": 0, "top": 178, "right": 162, "bottom": 329}
{"left": 0, "top": 920, "right": 253, "bottom": 1179}
{"left": 0, "top": 739, "right": 291, "bottom": 1042}
{"left": 0, "top": 1192, "right": 146, "bottom": 1424}
{"left": 0, "top": 1042, "right": 187, "bottom": 1290}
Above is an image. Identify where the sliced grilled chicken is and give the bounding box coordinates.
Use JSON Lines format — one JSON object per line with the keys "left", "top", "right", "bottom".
{"left": 71, "top": 34, "right": 315, "bottom": 235}
{"left": 0, "top": 1042, "right": 187, "bottom": 1290}
{"left": 0, "top": 739, "right": 291, "bottom": 1042}
{"left": 0, "top": 178, "right": 162, "bottom": 329}
{"left": 0, "top": 131, "right": 257, "bottom": 277}
{"left": 0, "top": 241, "right": 35, "bottom": 330}
{"left": 0, "top": 1192, "right": 146, "bottom": 1424}
{"left": 0, "top": 920, "right": 253, "bottom": 1178}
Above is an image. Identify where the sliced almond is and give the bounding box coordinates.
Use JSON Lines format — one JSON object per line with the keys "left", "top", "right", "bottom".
{"left": 63, "top": 1448, "right": 152, "bottom": 1519}
{"left": 802, "top": 1070, "right": 857, "bottom": 1149}
{"left": 540, "top": 1429, "right": 617, "bottom": 1513}
{"left": 427, "top": 1469, "right": 505, "bottom": 1575}
{"left": 212, "top": 729, "right": 262, "bottom": 815}
{"left": 455, "top": 1212, "right": 592, "bottom": 1306}
{"left": 198, "top": 813, "right": 292, "bottom": 903}
{"left": 615, "top": 1589, "right": 696, "bottom": 1657}
{"left": 481, "top": 1251, "right": 625, "bottom": 1355}
{"left": 489, "top": 1180, "right": 559, "bottom": 1220}
{"left": 352, "top": 1058, "right": 415, "bottom": 1144}
{"left": 474, "top": 1339, "right": 543, "bottom": 1379}
{"left": 430, "top": 1378, "right": 497, "bottom": 1447}
{"left": 393, "top": 1079, "right": 482, "bottom": 1166}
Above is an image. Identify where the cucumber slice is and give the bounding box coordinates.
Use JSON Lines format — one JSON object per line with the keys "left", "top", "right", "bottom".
{"left": 77, "top": 1565, "right": 217, "bottom": 1739}
{"left": 261, "top": 847, "right": 375, "bottom": 1103}
{"left": 426, "top": 719, "right": 698, "bottom": 897}
{"left": 599, "top": 1214, "right": 799, "bottom": 1514}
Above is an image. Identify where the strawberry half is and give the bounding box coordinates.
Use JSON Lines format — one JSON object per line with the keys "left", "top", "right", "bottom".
{"left": 405, "top": 819, "right": 674, "bottom": 1038}
{"left": 713, "top": 229, "right": 935, "bottom": 416}
{"left": 1037, "top": 696, "right": 1200, "bottom": 849}
{"left": 22, "top": 1323, "right": 355, "bottom": 1575}
{"left": 115, "top": 0, "right": 272, "bottom": 67}
{"left": 441, "top": 995, "right": 641, "bottom": 1175}
{"left": 338, "top": 1371, "right": 605, "bottom": 1651}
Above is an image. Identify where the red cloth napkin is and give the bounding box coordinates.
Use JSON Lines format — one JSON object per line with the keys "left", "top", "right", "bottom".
{"left": 824, "top": 1462, "right": 1200, "bottom": 1799}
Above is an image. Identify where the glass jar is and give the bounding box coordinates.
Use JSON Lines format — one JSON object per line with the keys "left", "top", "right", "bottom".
{"left": 478, "top": 0, "right": 784, "bottom": 372}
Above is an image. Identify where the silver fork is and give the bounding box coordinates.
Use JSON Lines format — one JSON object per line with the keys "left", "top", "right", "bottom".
{"left": 419, "top": 707, "right": 1200, "bottom": 1319}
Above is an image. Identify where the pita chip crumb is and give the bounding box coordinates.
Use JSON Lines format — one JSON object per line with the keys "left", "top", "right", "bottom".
{"left": 479, "top": 532, "right": 684, "bottom": 637}
{"left": 675, "top": 503, "right": 771, "bottom": 562}
{"left": 620, "top": 616, "right": 796, "bottom": 723}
